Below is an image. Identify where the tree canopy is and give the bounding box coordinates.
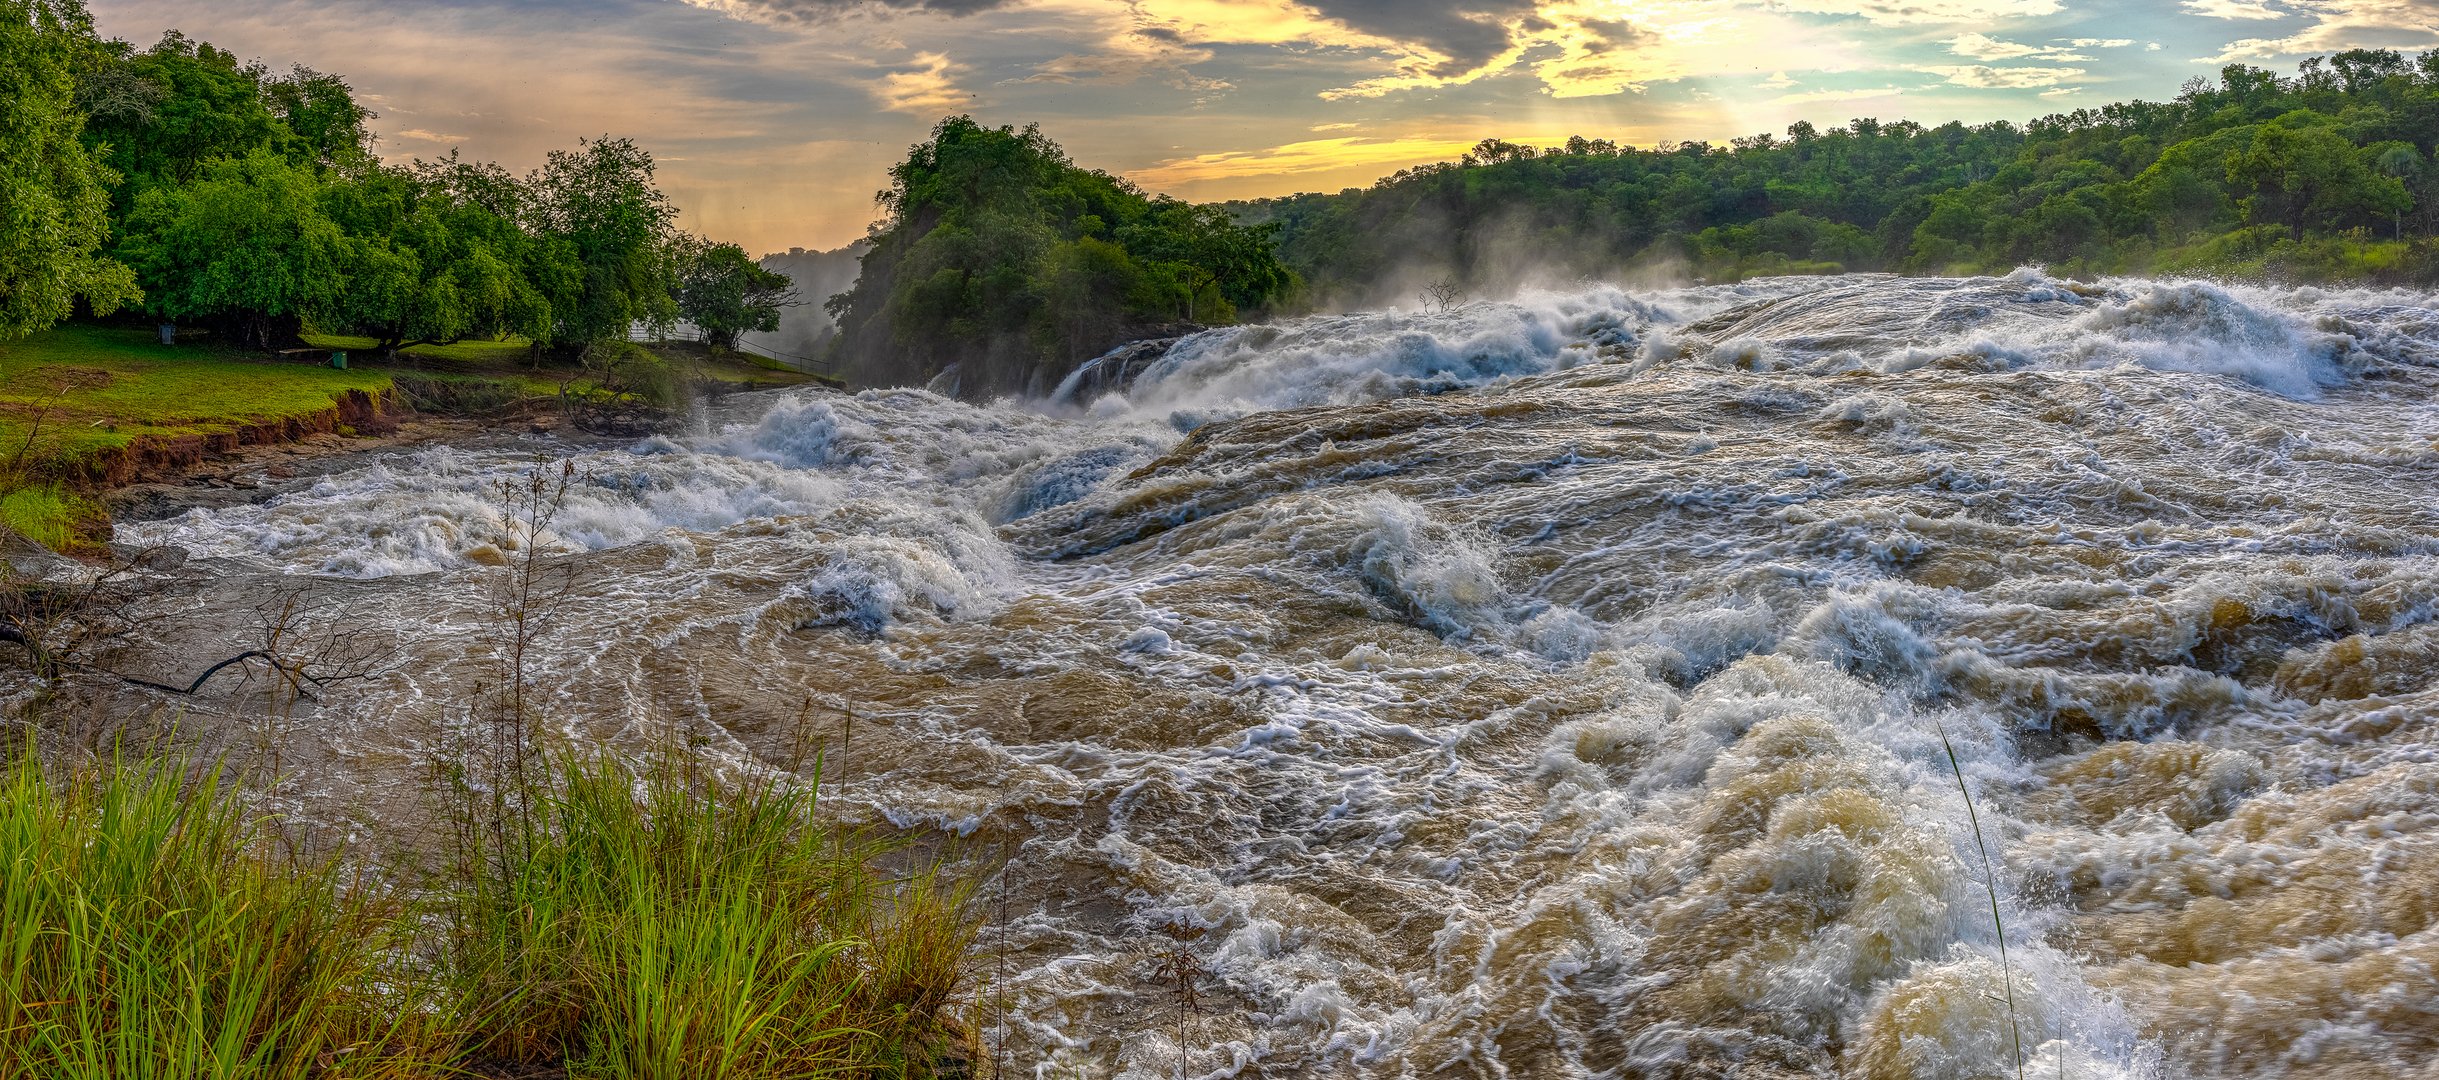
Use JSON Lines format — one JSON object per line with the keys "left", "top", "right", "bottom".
{"left": 0, "top": 22, "right": 715, "bottom": 355}
{"left": 0, "top": 0, "right": 137, "bottom": 338}
{"left": 672, "top": 236, "right": 795, "bottom": 349}
{"left": 827, "top": 116, "right": 1297, "bottom": 396}
{"left": 1232, "top": 51, "right": 2439, "bottom": 305}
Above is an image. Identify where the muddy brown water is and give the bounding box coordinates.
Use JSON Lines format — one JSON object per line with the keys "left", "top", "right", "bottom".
{"left": 90, "top": 273, "right": 2439, "bottom": 1079}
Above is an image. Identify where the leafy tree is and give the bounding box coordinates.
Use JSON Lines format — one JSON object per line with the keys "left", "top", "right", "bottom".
{"left": 830, "top": 116, "right": 1294, "bottom": 394}
{"left": 524, "top": 137, "right": 678, "bottom": 348}
{"left": 260, "top": 64, "right": 372, "bottom": 170}
{"left": 114, "top": 149, "right": 348, "bottom": 348}
{"left": 670, "top": 235, "right": 795, "bottom": 349}
{"left": 0, "top": 0, "right": 137, "bottom": 337}
{"left": 321, "top": 160, "right": 554, "bottom": 354}
{"left": 76, "top": 31, "right": 287, "bottom": 214}
{"left": 2227, "top": 113, "right": 2408, "bottom": 241}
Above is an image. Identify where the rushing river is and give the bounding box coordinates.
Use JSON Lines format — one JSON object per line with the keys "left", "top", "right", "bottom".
{"left": 120, "top": 272, "right": 2439, "bottom": 1079}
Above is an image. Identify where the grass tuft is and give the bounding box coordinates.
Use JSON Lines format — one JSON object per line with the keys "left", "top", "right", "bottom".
{"left": 0, "top": 747, "right": 439, "bottom": 1080}
{"left": 0, "top": 485, "right": 85, "bottom": 551}
{"left": 436, "top": 752, "right": 982, "bottom": 1079}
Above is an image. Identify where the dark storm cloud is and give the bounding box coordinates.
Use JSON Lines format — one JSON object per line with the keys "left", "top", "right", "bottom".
{"left": 1297, "top": 0, "right": 1546, "bottom": 75}
{"left": 706, "top": 0, "right": 1011, "bottom": 23}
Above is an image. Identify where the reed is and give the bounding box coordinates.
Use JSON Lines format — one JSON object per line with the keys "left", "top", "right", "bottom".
{"left": 0, "top": 742, "right": 982, "bottom": 1080}
{"left": 1933, "top": 718, "right": 2026, "bottom": 1080}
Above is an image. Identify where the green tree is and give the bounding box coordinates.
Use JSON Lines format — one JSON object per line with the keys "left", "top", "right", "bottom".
{"left": 2371, "top": 140, "right": 2423, "bottom": 238}
{"left": 260, "top": 64, "right": 373, "bottom": 171}
{"left": 76, "top": 31, "right": 287, "bottom": 216}
{"left": 670, "top": 235, "right": 795, "bottom": 349}
{"left": 115, "top": 149, "right": 348, "bottom": 349}
{"left": 830, "top": 116, "right": 1294, "bottom": 395}
{"left": 0, "top": 0, "right": 137, "bottom": 337}
{"left": 321, "top": 160, "right": 553, "bottom": 355}
{"left": 2227, "top": 114, "right": 2410, "bottom": 241}
{"left": 525, "top": 137, "right": 678, "bottom": 348}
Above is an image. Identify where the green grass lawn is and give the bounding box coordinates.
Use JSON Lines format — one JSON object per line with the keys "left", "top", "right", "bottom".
{"left": 0, "top": 325, "right": 824, "bottom": 548}
{"left": 303, "top": 333, "right": 540, "bottom": 367}
{"left": 0, "top": 326, "right": 399, "bottom": 545}
{"left": 0, "top": 325, "right": 393, "bottom": 461}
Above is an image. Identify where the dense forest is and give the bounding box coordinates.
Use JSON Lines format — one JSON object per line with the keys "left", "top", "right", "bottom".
{"left": 21, "top": 0, "right": 2439, "bottom": 394}
{"left": 1231, "top": 50, "right": 2439, "bottom": 308}
{"left": 2, "top": 0, "right": 789, "bottom": 354}
{"left": 824, "top": 117, "right": 1296, "bottom": 396}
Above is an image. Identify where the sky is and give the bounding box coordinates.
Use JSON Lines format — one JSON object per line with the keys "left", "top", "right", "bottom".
{"left": 88, "top": 0, "right": 2439, "bottom": 254}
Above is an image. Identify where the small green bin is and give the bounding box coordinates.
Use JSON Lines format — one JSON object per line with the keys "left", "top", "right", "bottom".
{"left": 330, "top": 352, "right": 347, "bottom": 369}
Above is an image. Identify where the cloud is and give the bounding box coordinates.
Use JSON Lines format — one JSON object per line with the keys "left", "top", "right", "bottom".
{"left": 2065, "top": 38, "right": 2136, "bottom": 47}
{"left": 1126, "top": 134, "right": 1479, "bottom": 186}
{"left": 2204, "top": 0, "right": 2439, "bottom": 60}
{"left": 1027, "top": 24, "right": 1219, "bottom": 90}
{"left": 2182, "top": 0, "right": 2287, "bottom": 19}
{"left": 1945, "top": 32, "right": 2089, "bottom": 60}
{"left": 1770, "top": 84, "right": 1906, "bottom": 103}
{"left": 1772, "top": 0, "right": 2062, "bottom": 26}
{"left": 877, "top": 52, "right": 970, "bottom": 113}
{"left": 1296, "top": 0, "right": 1545, "bottom": 77}
{"left": 393, "top": 128, "right": 468, "bottom": 144}
{"left": 1759, "top": 70, "right": 1797, "bottom": 88}
{"left": 2039, "top": 86, "right": 2080, "bottom": 97}
{"left": 1919, "top": 64, "right": 2087, "bottom": 87}
{"left": 677, "top": 0, "right": 1009, "bottom": 23}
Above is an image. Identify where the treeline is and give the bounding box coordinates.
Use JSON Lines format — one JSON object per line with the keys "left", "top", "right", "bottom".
{"left": 826, "top": 117, "right": 1296, "bottom": 396}
{"left": 1231, "top": 50, "right": 2439, "bottom": 306}
{"left": 2, "top": 0, "right": 790, "bottom": 353}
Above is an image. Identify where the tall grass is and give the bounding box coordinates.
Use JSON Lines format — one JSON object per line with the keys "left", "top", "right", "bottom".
{"left": 0, "top": 745, "right": 982, "bottom": 1080}
{"left": 436, "top": 753, "right": 982, "bottom": 1079}
{"left": 0, "top": 749, "right": 437, "bottom": 1080}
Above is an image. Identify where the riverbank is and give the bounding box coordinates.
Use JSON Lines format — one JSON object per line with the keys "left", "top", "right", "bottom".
{"left": 0, "top": 325, "right": 824, "bottom": 551}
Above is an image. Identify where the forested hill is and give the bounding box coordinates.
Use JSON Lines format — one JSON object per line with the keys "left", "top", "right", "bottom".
{"left": 1228, "top": 50, "right": 2439, "bottom": 310}
{"left": 826, "top": 117, "right": 1295, "bottom": 398}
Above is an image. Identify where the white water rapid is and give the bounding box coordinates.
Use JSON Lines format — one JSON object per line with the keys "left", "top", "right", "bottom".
{"left": 119, "top": 271, "right": 2439, "bottom": 1079}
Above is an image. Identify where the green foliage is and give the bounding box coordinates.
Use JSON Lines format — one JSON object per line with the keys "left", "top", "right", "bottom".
{"left": 526, "top": 137, "right": 680, "bottom": 347}
{"left": 2226, "top": 112, "right": 2409, "bottom": 241}
{"left": 0, "top": 0, "right": 137, "bottom": 338}
{"left": 673, "top": 235, "right": 795, "bottom": 349}
{"left": 434, "top": 753, "right": 980, "bottom": 1078}
{"left": 76, "top": 31, "right": 296, "bottom": 213}
{"left": 51, "top": 25, "right": 669, "bottom": 354}
{"left": 1239, "top": 49, "right": 2439, "bottom": 299}
{"left": 114, "top": 149, "right": 347, "bottom": 348}
{"left": 322, "top": 156, "right": 557, "bottom": 353}
{"left": 0, "top": 749, "right": 438, "bottom": 1079}
{"left": 831, "top": 116, "right": 1296, "bottom": 395}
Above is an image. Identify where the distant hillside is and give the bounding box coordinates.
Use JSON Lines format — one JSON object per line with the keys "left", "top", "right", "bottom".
{"left": 744, "top": 242, "right": 864, "bottom": 360}
{"left": 1229, "top": 50, "right": 2439, "bottom": 309}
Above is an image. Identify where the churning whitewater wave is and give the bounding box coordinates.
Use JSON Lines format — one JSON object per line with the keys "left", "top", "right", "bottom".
{"left": 121, "top": 272, "right": 2439, "bottom": 1078}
